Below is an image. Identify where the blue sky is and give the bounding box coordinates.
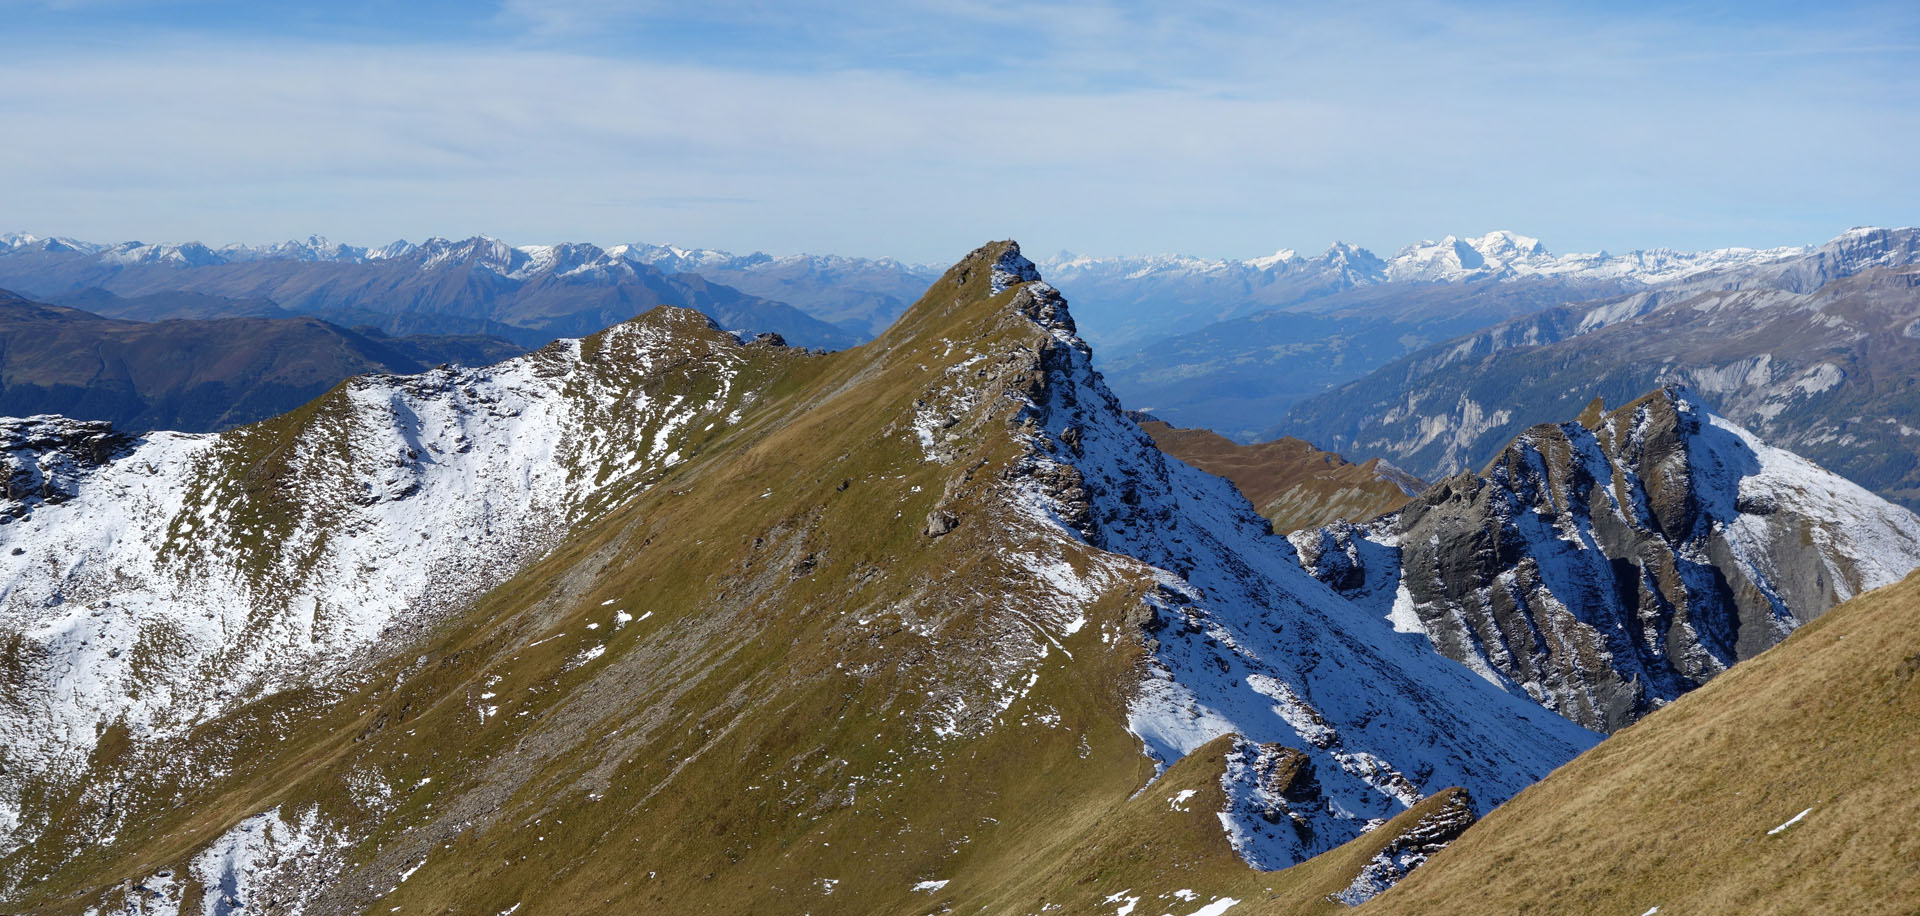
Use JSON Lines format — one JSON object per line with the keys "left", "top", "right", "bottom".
{"left": 2, "top": 0, "right": 1916, "bottom": 262}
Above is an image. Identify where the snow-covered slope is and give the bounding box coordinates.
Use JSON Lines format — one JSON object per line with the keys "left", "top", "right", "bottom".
{"left": 1288, "top": 388, "right": 1920, "bottom": 732}
{"left": 0, "top": 309, "right": 786, "bottom": 853}
{"left": 0, "top": 234, "right": 106, "bottom": 257}
{"left": 982, "top": 248, "right": 1596, "bottom": 867}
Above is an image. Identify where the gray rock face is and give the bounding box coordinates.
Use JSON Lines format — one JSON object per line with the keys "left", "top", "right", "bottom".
{"left": 0, "top": 416, "right": 136, "bottom": 514}
{"left": 1289, "top": 388, "right": 1920, "bottom": 732}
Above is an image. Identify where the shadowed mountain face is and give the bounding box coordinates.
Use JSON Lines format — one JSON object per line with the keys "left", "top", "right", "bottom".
{"left": 1097, "top": 279, "right": 1634, "bottom": 438}
{"left": 1139, "top": 419, "right": 1423, "bottom": 534}
{"left": 45, "top": 286, "right": 294, "bottom": 320}
{"left": 0, "top": 289, "right": 524, "bottom": 432}
{"left": 1288, "top": 389, "right": 1920, "bottom": 732}
{"left": 0, "top": 236, "right": 858, "bottom": 350}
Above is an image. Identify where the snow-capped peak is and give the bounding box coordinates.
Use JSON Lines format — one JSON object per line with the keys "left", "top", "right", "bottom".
{"left": 369, "top": 239, "right": 417, "bottom": 260}
{"left": 1383, "top": 231, "right": 1556, "bottom": 282}
{"left": 1244, "top": 248, "right": 1299, "bottom": 270}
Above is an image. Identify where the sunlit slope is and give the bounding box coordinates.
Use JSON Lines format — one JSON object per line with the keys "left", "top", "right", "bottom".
{"left": 1139, "top": 419, "right": 1419, "bottom": 533}
{"left": 1361, "top": 570, "right": 1920, "bottom": 916}
{"left": 10, "top": 243, "right": 1587, "bottom": 915}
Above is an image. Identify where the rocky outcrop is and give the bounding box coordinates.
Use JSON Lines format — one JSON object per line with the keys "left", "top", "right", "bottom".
{"left": 0, "top": 417, "right": 135, "bottom": 513}
{"left": 1328, "top": 789, "right": 1477, "bottom": 906}
{"left": 1290, "top": 388, "right": 1920, "bottom": 731}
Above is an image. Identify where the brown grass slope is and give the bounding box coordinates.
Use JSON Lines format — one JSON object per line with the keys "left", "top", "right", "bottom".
{"left": 1140, "top": 420, "right": 1420, "bottom": 533}
{"left": 14, "top": 243, "right": 1472, "bottom": 916}
{"left": 1356, "top": 569, "right": 1920, "bottom": 916}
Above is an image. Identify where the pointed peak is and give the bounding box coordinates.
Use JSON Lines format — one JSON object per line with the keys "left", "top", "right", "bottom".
{"left": 604, "top": 304, "right": 733, "bottom": 341}
{"left": 990, "top": 241, "right": 1044, "bottom": 293}
{"left": 1618, "top": 384, "right": 1697, "bottom": 417}
{"left": 1576, "top": 397, "right": 1607, "bottom": 429}
{"left": 1245, "top": 248, "right": 1299, "bottom": 270}
{"left": 883, "top": 241, "right": 1085, "bottom": 353}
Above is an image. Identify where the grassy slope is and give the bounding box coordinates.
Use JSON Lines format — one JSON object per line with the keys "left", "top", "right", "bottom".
{"left": 1140, "top": 420, "right": 1416, "bottom": 533}
{"left": 8, "top": 244, "right": 1482, "bottom": 916}
{"left": 1358, "top": 570, "right": 1920, "bottom": 916}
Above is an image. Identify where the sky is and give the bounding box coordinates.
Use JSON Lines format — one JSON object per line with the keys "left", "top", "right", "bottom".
{"left": 1, "top": 0, "right": 1916, "bottom": 263}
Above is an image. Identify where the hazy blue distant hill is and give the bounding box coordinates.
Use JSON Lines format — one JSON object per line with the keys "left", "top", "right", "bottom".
{"left": 0, "top": 234, "right": 860, "bottom": 350}
{"left": 0, "top": 288, "right": 525, "bottom": 432}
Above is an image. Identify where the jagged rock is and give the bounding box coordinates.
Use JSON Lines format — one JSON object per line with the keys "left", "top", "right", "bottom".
{"left": 1237, "top": 743, "right": 1324, "bottom": 832}
{"left": 923, "top": 510, "right": 957, "bottom": 538}
{"left": 1328, "top": 789, "right": 1477, "bottom": 906}
{"left": 0, "top": 417, "right": 136, "bottom": 512}
{"left": 1290, "top": 387, "right": 1920, "bottom": 731}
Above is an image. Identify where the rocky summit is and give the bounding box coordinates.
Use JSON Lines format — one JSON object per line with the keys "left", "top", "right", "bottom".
{"left": 1288, "top": 388, "right": 1920, "bottom": 732}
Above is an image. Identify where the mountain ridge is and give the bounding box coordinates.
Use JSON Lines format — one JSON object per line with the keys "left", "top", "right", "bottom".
{"left": 1138, "top": 419, "right": 1423, "bottom": 534}
{"left": 0, "top": 241, "right": 1603, "bottom": 914}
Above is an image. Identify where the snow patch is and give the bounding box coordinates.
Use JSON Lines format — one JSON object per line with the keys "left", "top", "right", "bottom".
{"left": 1767, "top": 807, "right": 1812, "bottom": 836}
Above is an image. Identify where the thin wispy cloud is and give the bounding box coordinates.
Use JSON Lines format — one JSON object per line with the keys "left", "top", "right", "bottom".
{"left": 0, "top": 1, "right": 1913, "bottom": 261}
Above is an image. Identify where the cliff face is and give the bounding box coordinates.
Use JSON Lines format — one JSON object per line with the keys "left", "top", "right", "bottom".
{"left": 1290, "top": 388, "right": 1920, "bottom": 731}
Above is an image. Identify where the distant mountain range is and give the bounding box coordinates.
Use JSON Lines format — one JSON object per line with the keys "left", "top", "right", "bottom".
{"left": 1094, "top": 226, "right": 1920, "bottom": 439}
{"left": 1280, "top": 228, "right": 1920, "bottom": 510}
{"left": 614, "top": 243, "right": 940, "bottom": 337}
{"left": 1042, "top": 229, "right": 1814, "bottom": 350}
{"left": 0, "top": 233, "right": 888, "bottom": 350}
